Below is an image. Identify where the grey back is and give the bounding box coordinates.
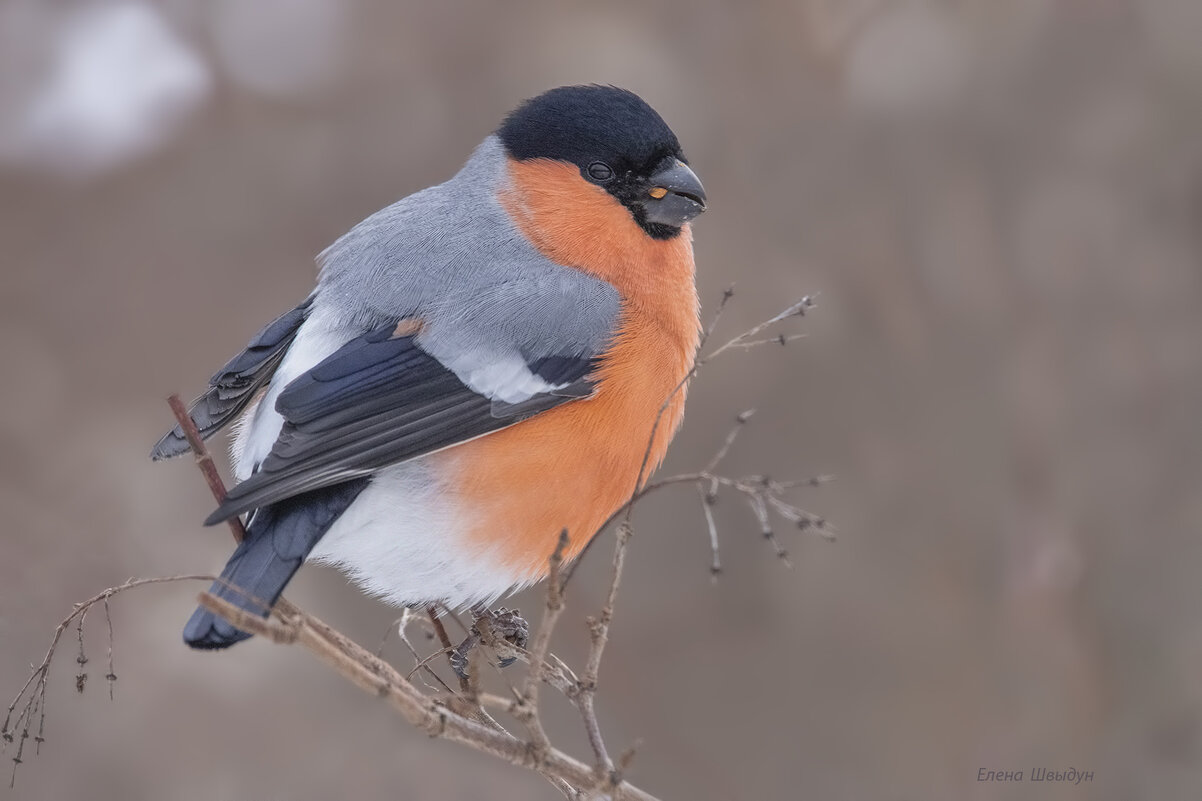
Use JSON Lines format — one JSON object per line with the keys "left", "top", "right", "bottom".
{"left": 314, "top": 136, "right": 620, "bottom": 372}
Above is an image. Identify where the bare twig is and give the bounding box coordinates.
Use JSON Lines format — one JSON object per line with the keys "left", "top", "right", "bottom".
{"left": 701, "top": 283, "right": 738, "bottom": 347}
{"left": 705, "top": 408, "right": 755, "bottom": 472}
{"left": 514, "top": 530, "right": 570, "bottom": 758}
{"left": 576, "top": 520, "right": 631, "bottom": 780}
{"left": 197, "top": 592, "right": 660, "bottom": 801}
{"left": 2, "top": 575, "right": 215, "bottom": 786}
{"left": 427, "top": 607, "right": 469, "bottom": 694}
{"left": 426, "top": 607, "right": 454, "bottom": 653}
{"left": 167, "top": 394, "right": 245, "bottom": 543}
{"left": 387, "top": 613, "right": 456, "bottom": 694}
{"left": 748, "top": 492, "right": 791, "bottom": 566}
{"left": 698, "top": 481, "right": 722, "bottom": 576}
{"left": 703, "top": 295, "right": 816, "bottom": 362}
{"left": 373, "top": 615, "right": 401, "bottom": 658}
{"left": 403, "top": 647, "right": 456, "bottom": 681}
{"left": 103, "top": 597, "right": 116, "bottom": 701}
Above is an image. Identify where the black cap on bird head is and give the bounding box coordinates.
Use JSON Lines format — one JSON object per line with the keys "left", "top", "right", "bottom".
{"left": 497, "top": 85, "right": 706, "bottom": 240}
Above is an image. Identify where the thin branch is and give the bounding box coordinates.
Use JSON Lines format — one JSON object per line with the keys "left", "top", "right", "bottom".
{"left": 197, "top": 592, "right": 661, "bottom": 801}
{"left": 373, "top": 612, "right": 408, "bottom": 658}
{"left": 516, "top": 531, "right": 570, "bottom": 758}
{"left": 698, "top": 481, "right": 722, "bottom": 577}
{"left": 705, "top": 409, "right": 755, "bottom": 473}
{"left": 772, "top": 474, "right": 835, "bottom": 490}
{"left": 167, "top": 394, "right": 245, "bottom": 543}
{"left": 427, "top": 607, "right": 469, "bottom": 694}
{"left": 747, "top": 493, "right": 791, "bottom": 566}
{"left": 700, "top": 283, "right": 737, "bottom": 349}
{"left": 724, "top": 333, "right": 807, "bottom": 350}
{"left": 426, "top": 607, "right": 454, "bottom": 652}
{"left": 404, "top": 647, "right": 457, "bottom": 684}
{"left": 103, "top": 597, "right": 116, "bottom": 701}
{"left": 577, "top": 521, "right": 630, "bottom": 777}
{"left": 2, "top": 575, "right": 215, "bottom": 786}
{"left": 703, "top": 295, "right": 815, "bottom": 362}
{"left": 380, "top": 611, "right": 456, "bottom": 694}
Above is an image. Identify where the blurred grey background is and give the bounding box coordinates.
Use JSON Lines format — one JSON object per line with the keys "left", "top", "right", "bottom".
{"left": 2, "top": 1, "right": 1201, "bottom": 799}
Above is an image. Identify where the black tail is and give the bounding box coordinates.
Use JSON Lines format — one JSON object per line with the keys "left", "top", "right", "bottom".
{"left": 184, "top": 478, "right": 369, "bottom": 649}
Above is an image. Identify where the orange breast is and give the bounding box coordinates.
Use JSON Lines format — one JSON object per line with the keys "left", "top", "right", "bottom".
{"left": 435, "top": 157, "right": 700, "bottom": 577}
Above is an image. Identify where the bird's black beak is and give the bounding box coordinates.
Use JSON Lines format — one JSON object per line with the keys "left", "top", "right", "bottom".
{"left": 643, "top": 159, "right": 707, "bottom": 227}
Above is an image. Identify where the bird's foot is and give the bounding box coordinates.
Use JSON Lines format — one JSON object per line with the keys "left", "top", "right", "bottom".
{"left": 449, "top": 607, "right": 529, "bottom": 680}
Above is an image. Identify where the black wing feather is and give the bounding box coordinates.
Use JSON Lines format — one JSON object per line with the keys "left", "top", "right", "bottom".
{"left": 205, "top": 325, "right": 598, "bottom": 525}
{"left": 183, "top": 477, "right": 369, "bottom": 649}
{"left": 150, "top": 298, "right": 312, "bottom": 460}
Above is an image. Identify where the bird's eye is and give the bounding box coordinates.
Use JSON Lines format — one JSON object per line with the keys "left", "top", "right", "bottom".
{"left": 586, "top": 162, "right": 613, "bottom": 182}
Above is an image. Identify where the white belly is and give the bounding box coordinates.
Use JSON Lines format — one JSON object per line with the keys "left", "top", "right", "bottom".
{"left": 306, "top": 459, "right": 526, "bottom": 609}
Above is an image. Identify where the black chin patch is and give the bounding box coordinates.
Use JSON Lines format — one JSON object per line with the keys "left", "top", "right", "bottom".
{"left": 642, "top": 221, "right": 683, "bottom": 240}
{"left": 624, "top": 199, "right": 682, "bottom": 240}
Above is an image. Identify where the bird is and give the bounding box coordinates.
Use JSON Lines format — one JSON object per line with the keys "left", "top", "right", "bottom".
{"left": 152, "top": 85, "right": 706, "bottom": 650}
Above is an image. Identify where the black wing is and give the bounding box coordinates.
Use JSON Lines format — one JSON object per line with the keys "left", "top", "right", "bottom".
{"left": 204, "top": 325, "right": 599, "bottom": 524}
{"left": 151, "top": 298, "right": 312, "bottom": 460}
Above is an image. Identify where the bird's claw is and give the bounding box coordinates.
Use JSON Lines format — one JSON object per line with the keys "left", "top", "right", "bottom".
{"left": 449, "top": 607, "right": 529, "bottom": 679}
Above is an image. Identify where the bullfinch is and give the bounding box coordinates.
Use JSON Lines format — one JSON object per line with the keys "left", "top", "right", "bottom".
{"left": 152, "top": 85, "right": 706, "bottom": 649}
